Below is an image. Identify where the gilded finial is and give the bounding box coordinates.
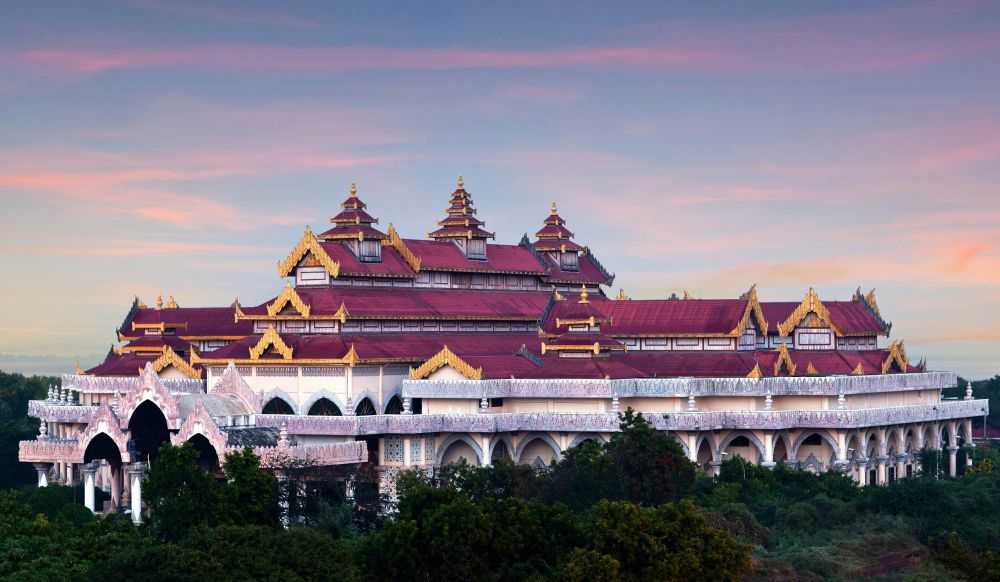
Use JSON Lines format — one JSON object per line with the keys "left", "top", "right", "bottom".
{"left": 457, "top": 175, "right": 464, "bottom": 189}
{"left": 617, "top": 288, "right": 630, "bottom": 301}
{"left": 155, "top": 294, "right": 163, "bottom": 310}
{"left": 167, "top": 295, "right": 178, "bottom": 309}
{"left": 579, "top": 285, "right": 589, "bottom": 304}
{"left": 350, "top": 182, "right": 357, "bottom": 197}
{"left": 554, "top": 290, "right": 566, "bottom": 301}
{"left": 551, "top": 201, "right": 558, "bottom": 215}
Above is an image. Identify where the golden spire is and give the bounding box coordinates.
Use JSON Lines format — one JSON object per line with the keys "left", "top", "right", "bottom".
{"left": 155, "top": 294, "right": 163, "bottom": 310}
{"left": 551, "top": 201, "right": 558, "bottom": 215}
{"left": 167, "top": 296, "right": 178, "bottom": 309}
{"left": 579, "top": 285, "right": 589, "bottom": 304}
{"left": 350, "top": 182, "right": 357, "bottom": 197}
{"left": 457, "top": 174, "right": 464, "bottom": 189}
{"left": 616, "top": 288, "right": 630, "bottom": 301}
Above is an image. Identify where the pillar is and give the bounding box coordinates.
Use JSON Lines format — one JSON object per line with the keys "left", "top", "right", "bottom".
{"left": 64, "top": 462, "right": 75, "bottom": 486}
{"left": 111, "top": 465, "right": 122, "bottom": 509}
{"left": 82, "top": 462, "right": 98, "bottom": 513}
{"left": 707, "top": 461, "right": 722, "bottom": 477}
{"left": 481, "top": 434, "right": 492, "bottom": 467}
{"left": 129, "top": 463, "right": 146, "bottom": 524}
{"left": 857, "top": 458, "right": 868, "bottom": 486}
{"left": 762, "top": 432, "right": 775, "bottom": 466}
{"left": 877, "top": 456, "right": 888, "bottom": 485}
{"left": 895, "top": 454, "right": 907, "bottom": 479}
{"left": 947, "top": 446, "right": 958, "bottom": 478}
{"left": 33, "top": 463, "right": 51, "bottom": 487}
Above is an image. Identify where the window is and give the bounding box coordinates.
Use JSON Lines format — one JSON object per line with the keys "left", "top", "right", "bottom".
{"left": 359, "top": 240, "right": 381, "bottom": 262}
{"left": 560, "top": 251, "right": 579, "bottom": 271}
{"left": 467, "top": 238, "right": 487, "bottom": 260}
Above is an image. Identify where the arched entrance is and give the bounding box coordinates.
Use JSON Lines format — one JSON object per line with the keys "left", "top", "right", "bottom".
{"left": 308, "top": 398, "right": 342, "bottom": 416}
{"left": 384, "top": 395, "right": 404, "bottom": 415}
{"left": 128, "top": 401, "right": 170, "bottom": 463}
{"left": 491, "top": 440, "right": 512, "bottom": 464}
{"left": 187, "top": 434, "right": 220, "bottom": 474}
{"left": 84, "top": 433, "right": 123, "bottom": 510}
{"left": 355, "top": 397, "right": 377, "bottom": 416}
{"left": 263, "top": 397, "right": 295, "bottom": 415}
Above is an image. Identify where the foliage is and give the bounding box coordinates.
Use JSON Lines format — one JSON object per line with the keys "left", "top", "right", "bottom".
{"left": 0, "top": 371, "right": 53, "bottom": 490}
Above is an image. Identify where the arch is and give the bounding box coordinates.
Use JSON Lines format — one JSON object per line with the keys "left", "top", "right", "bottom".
{"left": 187, "top": 433, "right": 220, "bottom": 473}
{"left": 351, "top": 390, "right": 378, "bottom": 414}
{"left": 718, "top": 431, "right": 766, "bottom": 464}
{"left": 307, "top": 398, "right": 343, "bottom": 416}
{"left": 515, "top": 433, "right": 562, "bottom": 465}
{"left": 940, "top": 425, "right": 952, "bottom": 448}
{"left": 921, "top": 424, "right": 936, "bottom": 450}
{"left": 259, "top": 388, "right": 298, "bottom": 415}
{"left": 383, "top": 395, "right": 404, "bottom": 415}
{"left": 569, "top": 433, "right": 607, "bottom": 450}
{"left": 791, "top": 429, "right": 840, "bottom": 460}
{"left": 669, "top": 433, "right": 690, "bottom": 459}
{"left": 84, "top": 432, "right": 123, "bottom": 465}
{"left": 886, "top": 429, "right": 902, "bottom": 457}
{"left": 696, "top": 437, "right": 714, "bottom": 470}
{"left": 862, "top": 427, "right": 885, "bottom": 457}
{"left": 354, "top": 397, "right": 377, "bottom": 416}
{"left": 902, "top": 426, "right": 918, "bottom": 453}
{"left": 435, "top": 433, "right": 484, "bottom": 466}
{"left": 301, "top": 390, "right": 346, "bottom": 417}
{"left": 128, "top": 400, "right": 171, "bottom": 463}
{"left": 957, "top": 420, "right": 973, "bottom": 445}
{"left": 772, "top": 436, "right": 789, "bottom": 464}
{"left": 491, "top": 440, "right": 512, "bottom": 464}
{"left": 864, "top": 432, "right": 881, "bottom": 459}
{"left": 695, "top": 433, "right": 718, "bottom": 465}
{"left": 262, "top": 396, "right": 295, "bottom": 415}
{"left": 489, "top": 434, "right": 515, "bottom": 461}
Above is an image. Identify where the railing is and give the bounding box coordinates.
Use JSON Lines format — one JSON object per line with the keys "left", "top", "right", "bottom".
{"left": 28, "top": 401, "right": 99, "bottom": 423}
{"left": 18, "top": 439, "right": 81, "bottom": 463}
{"left": 255, "top": 398, "right": 987, "bottom": 436}
{"left": 402, "top": 371, "right": 957, "bottom": 399}
{"left": 235, "top": 441, "right": 368, "bottom": 467}
{"left": 60, "top": 374, "right": 204, "bottom": 394}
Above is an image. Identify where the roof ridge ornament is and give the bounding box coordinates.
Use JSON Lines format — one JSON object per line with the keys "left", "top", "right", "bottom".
{"left": 457, "top": 175, "right": 464, "bottom": 189}
{"left": 551, "top": 201, "right": 558, "bottom": 215}
{"left": 350, "top": 181, "right": 357, "bottom": 197}
{"left": 410, "top": 345, "right": 482, "bottom": 380}
{"left": 579, "top": 285, "right": 589, "bottom": 304}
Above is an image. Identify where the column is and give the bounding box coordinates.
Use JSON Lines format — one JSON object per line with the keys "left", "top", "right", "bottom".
{"left": 33, "top": 463, "right": 51, "bottom": 487}
{"left": 707, "top": 461, "right": 722, "bottom": 477}
{"left": 761, "top": 433, "right": 776, "bottom": 469}
{"left": 857, "top": 458, "right": 868, "bottom": 486}
{"left": 82, "top": 463, "right": 98, "bottom": 513}
{"left": 896, "top": 454, "right": 907, "bottom": 479}
{"left": 877, "top": 456, "right": 888, "bottom": 485}
{"left": 129, "top": 463, "right": 146, "bottom": 524}
{"left": 403, "top": 437, "right": 412, "bottom": 468}
{"left": 111, "top": 465, "right": 122, "bottom": 509}
{"left": 947, "top": 446, "right": 958, "bottom": 478}
{"left": 481, "top": 434, "right": 492, "bottom": 467}
{"left": 65, "top": 463, "right": 75, "bottom": 486}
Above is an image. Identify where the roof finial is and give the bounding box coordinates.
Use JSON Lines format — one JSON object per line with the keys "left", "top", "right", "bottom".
{"left": 551, "top": 201, "right": 558, "bottom": 215}
{"left": 350, "top": 181, "right": 357, "bottom": 197}
{"left": 579, "top": 285, "right": 589, "bottom": 304}
{"left": 457, "top": 174, "right": 464, "bottom": 189}
{"left": 155, "top": 294, "right": 163, "bottom": 310}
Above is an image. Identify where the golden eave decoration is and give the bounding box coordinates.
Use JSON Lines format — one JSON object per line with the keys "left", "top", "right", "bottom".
{"left": 777, "top": 288, "right": 844, "bottom": 338}
{"left": 616, "top": 288, "right": 630, "bottom": 301}
{"left": 852, "top": 361, "right": 864, "bottom": 375}
{"left": 773, "top": 343, "right": 797, "bottom": 376}
{"left": 746, "top": 362, "right": 762, "bottom": 379}
{"left": 384, "top": 223, "right": 421, "bottom": 273}
{"left": 267, "top": 283, "right": 311, "bottom": 317}
{"left": 806, "top": 362, "right": 819, "bottom": 376}
{"left": 277, "top": 227, "right": 341, "bottom": 278}
{"left": 881, "top": 340, "right": 909, "bottom": 374}
{"left": 145, "top": 346, "right": 202, "bottom": 379}
{"left": 410, "top": 345, "right": 482, "bottom": 380}
{"left": 131, "top": 321, "right": 188, "bottom": 332}
{"left": 731, "top": 284, "right": 768, "bottom": 337}
{"left": 249, "top": 325, "right": 293, "bottom": 360}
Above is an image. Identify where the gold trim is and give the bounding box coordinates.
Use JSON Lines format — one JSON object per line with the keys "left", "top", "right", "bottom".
{"left": 746, "top": 362, "right": 762, "bottom": 379}
{"left": 267, "top": 283, "right": 311, "bottom": 317}
{"left": 146, "top": 346, "right": 202, "bottom": 379}
{"left": 135, "top": 296, "right": 147, "bottom": 309}
{"left": 731, "top": 284, "right": 768, "bottom": 337}
{"left": 410, "top": 345, "right": 482, "bottom": 380}
{"left": 76, "top": 361, "right": 87, "bottom": 375}
{"left": 616, "top": 288, "right": 630, "bottom": 300}
{"left": 806, "top": 362, "right": 819, "bottom": 375}
{"left": 167, "top": 296, "right": 179, "bottom": 309}
{"left": 120, "top": 344, "right": 168, "bottom": 355}
{"left": 277, "top": 227, "right": 341, "bottom": 278}
{"left": 777, "top": 288, "right": 843, "bottom": 337}
{"left": 864, "top": 288, "right": 881, "bottom": 317}
{"left": 249, "top": 325, "right": 293, "bottom": 360}
{"left": 773, "top": 343, "right": 796, "bottom": 376}
{"left": 881, "top": 340, "right": 909, "bottom": 374}
{"left": 852, "top": 361, "right": 864, "bottom": 375}
{"left": 384, "top": 223, "right": 421, "bottom": 273}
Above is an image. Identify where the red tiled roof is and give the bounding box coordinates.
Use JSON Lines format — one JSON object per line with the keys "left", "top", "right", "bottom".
{"left": 427, "top": 226, "right": 496, "bottom": 239}
{"left": 535, "top": 224, "right": 575, "bottom": 239}
{"left": 86, "top": 352, "right": 161, "bottom": 376}
{"left": 544, "top": 298, "right": 748, "bottom": 336}
{"left": 532, "top": 239, "right": 585, "bottom": 252}
{"left": 319, "top": 242, "right": 417, "bottom": 277}
{"left": 758, "top": 301, "right": 887, "bottom": 335}
{"left": 546, "top": 332, "right": 624, "bottom": 350}
{"left": 518, "top": 356, "right": 647, "bottom": 379}
{"left": 244, "top": 287, "right": 551, "bottom": 320}
{"left": 541, "top": 253, "right": 613, "bottom": 285}
{"left": 404, "top": 239, "right": 547, "bottom": 274}
{"left": 121, "top": 306, "right": 252, "bottom": 338}
{"left": 317, "top": 224, "right": 387, "bottom": 240}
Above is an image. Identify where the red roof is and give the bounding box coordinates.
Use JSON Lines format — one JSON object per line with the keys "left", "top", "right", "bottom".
{"left": 519, "top": 356, "right": 646, "bottom": 379}
{"left": 404, "top": 239, "right": 547, "bottom": 274}
{"left": 319, "top": 242, "right": 417, "bottom": 277}
{"left": 541, "top": 253, "right": 613, "bottom": 285}
{"left": 543, "top": 297, "right": 748, "bottom": 336}
{"left": 121, "top": 306, "right": 252, "bottom": 338}
{"left": 244, "top": 287, "right": 551, "bottom": 320}
{"left": 759, "top": 301, "right": 887, "bottom": 335}
{"left": 318, "top": 224, "right": 387, "bottom": 240}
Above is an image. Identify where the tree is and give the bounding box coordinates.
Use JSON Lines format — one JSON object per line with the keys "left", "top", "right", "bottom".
{"left": 218, "top": 447, "right": 280, "bottom": 528}
{"left": 144, "top": 442, "right": 222, "bottom": 540}
{"left": 0, "top": 371, "right": 52, "bottom": 490}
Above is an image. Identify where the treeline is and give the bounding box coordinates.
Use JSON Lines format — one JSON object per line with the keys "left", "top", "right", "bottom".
{"left": 0, "top": 370, "right": 50, "bottom": 490}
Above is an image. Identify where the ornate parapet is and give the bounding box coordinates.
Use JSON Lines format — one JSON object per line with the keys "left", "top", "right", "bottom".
{"left": 231, "top": 440, "right": 367, "bottom": 468}
{"left": 19, "top": 439, "right": 81, "bottom": 463}
{"left": 60, "top": 374, "right": 204, "bottom": 395}
{"left": 209, "top": 362, "right": 261, "bottom": 412}
{"left": 254, "top": 399, "right": 987, "bottom": 436}
{"left": 402, "top": 371, "right": 958, "bottom": 400}
{"left": 117, "top": 364, "right": 181, "bottom": 429}
{"left": 27, "top": 401, "right": 98, "bottom": 423}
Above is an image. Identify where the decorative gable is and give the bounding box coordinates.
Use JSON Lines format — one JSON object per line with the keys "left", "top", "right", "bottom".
{"left": 267, "top": 283, "right": 311, "bottom": 317}
{"left": 773, "top": 343, "right": 797, "bottom": 376}
{"left": 250, "top": 325, "right": 293, "bottom": 360}
{"left": 881, "top": 340, "right": 909, "bottom": 374}
{"left": 277, "top": 227, "right": 340, "bottom": 278}
{"left": 777, "top": 288, "right": 844, "bottom": 337}
{"left": 410, "top": 345, "right": 483, "bottom": 380}
{"left": 146, "top": 346, "right": 202, "bottom": 379}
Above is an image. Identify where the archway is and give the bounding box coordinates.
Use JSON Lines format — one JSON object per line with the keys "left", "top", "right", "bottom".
{"left": 308, "top": 398, "right": 342, "bottom": 416}
{"left": 516, "top": 435, "right": 560, "bottom": 468}
{"left": 719, "top": 432, "right": 764, "bottom": 465}
{"left": 491, "top": 440, "right": 512, "bottom": 464}
{"left": 83, "top": 433, "right": 123, "bottom": 510}
{"left": 263, "top": 397, "right": 294, "bottom": 415}
{"left": 187, "top": 433, "right": 220, "bottom": 474}
{"left": 128, "top": 400, "right": 170, "bottom": 463}
{"left": 793, "top": 431, "right": 838, "bottom": 471}
{"left": 384, "top": 395, "right": 404, "bottom": 415}
{"left": 696, "top": 437, "right": 714, "bottom": 471}
{"left": 439, "top": 438, "right": 481, "bottom": 466}
{"left": 355, "top": 397, "right": 377, "bottom": 416}
{"left": 773, "top": 436, "right": 789, "bottom": 464}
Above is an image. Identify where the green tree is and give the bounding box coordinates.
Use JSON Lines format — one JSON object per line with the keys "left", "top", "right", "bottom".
{"left": 218, "top": 447, "right": 280, "bottom": 528}
{"left": 144, "top": 442, "right": 222, "bottom": 540}
{"left": 0, "top": 370, "right": 52, "bottom": 490}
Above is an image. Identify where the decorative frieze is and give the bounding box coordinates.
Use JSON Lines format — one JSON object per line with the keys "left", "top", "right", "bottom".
{"left": 402, "top": 371, "right": 957, "bottom": 400}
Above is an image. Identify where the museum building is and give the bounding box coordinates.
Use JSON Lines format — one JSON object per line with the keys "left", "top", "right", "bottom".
{"left": 19, "top": 178, "right": 986, "bottom": 519}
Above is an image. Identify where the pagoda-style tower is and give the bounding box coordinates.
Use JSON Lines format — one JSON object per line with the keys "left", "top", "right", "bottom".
{"left": 428, "top": 176, "right": 495, "bottom": 260}
{"left": 541, "top": 287, "right": 625, "bottom": 358}
{"left": 318, "top": 182, "right": 387, "bottom": 262}
{"left": 532, "top": 202, "right": 583, "bottom": 271}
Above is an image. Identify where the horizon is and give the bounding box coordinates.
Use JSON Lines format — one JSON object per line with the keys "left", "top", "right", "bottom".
{"left": 1, "top": 1, "right": 998, "bottom": 379}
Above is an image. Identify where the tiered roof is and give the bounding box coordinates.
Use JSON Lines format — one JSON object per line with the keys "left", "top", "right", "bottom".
{"left": 532, "top": 202, "right": 583, "bottom": 252}
{"left": 428, "top": 176, "right": 495, "bottom": 240}
{"left": 542, "top": 288, "right": 626, "bottom": 356}
{"left": 317, "top": 182, "right": 387, "bottom": 242}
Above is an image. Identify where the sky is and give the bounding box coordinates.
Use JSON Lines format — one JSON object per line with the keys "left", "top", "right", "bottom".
{"left": 0, "top": 1, "right": 998, "bottom": 378}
